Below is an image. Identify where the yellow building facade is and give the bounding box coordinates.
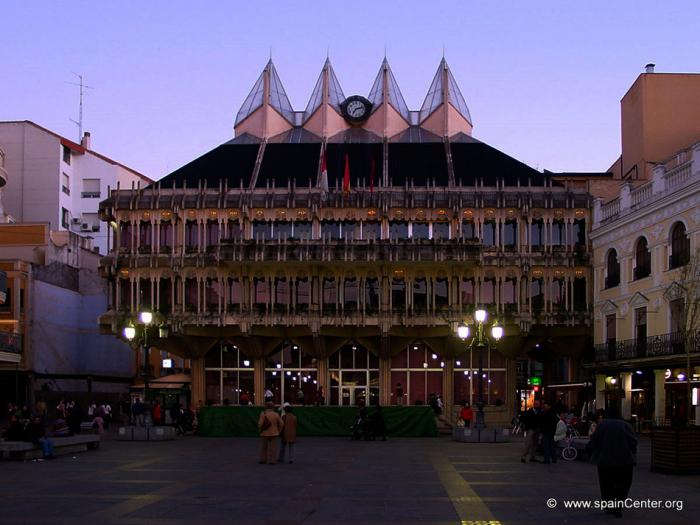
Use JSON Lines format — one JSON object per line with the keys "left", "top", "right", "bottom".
{"left": 591, "top": 142, "right": 700, "bottom": 427}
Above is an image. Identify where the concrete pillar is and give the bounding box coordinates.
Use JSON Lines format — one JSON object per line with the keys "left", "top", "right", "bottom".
{"left": 595, "top": 374, "right": 606, "bottom": 411}
{"left": 316, "top": 356, "right": 329, "bottom": 406}
{"left": 379, "top": 357, "right": 391, "bottom": 406}
{"left": 190, "top": 357, "right": 205, "bottom": 408}
{"left": 654, "top": 369, "right": 667, "bottom": 425}
{"left": 253, "top": 357, "right": 267, "bottom": 406}
{"left": 443, "top": 358, "right": 454, "bottom": 422}
{"left": 620, "top": 372, "right": 632, "bottom": 420}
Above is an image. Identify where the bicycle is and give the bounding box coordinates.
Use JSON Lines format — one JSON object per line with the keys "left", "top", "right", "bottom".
{"left": 560, "top": 434, "right": 578, "bottom": 461}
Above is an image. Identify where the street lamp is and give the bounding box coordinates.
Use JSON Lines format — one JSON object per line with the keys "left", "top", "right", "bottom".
{"left": 123, "top": 310, "right": 154, "bottom": 404}
{"left": 455, "top": 308, "right": 503, "bottom": 429}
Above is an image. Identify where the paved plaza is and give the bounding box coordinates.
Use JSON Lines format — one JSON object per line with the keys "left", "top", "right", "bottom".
{"left": 1, "top": 434, "right": 698, "bottom": 525}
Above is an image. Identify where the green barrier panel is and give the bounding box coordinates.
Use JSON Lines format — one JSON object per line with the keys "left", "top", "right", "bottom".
{"left": 198, "top": 406, "right": 438, "bottom": 437}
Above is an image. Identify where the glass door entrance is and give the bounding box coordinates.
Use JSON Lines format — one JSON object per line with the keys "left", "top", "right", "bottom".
{"left": 341, "top": 386, "right": 368, "bottom": 406}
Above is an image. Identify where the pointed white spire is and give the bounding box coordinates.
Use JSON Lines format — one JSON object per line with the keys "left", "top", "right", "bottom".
{"left": 367, "top": 58, "right": 410, "bottom": 122}
{"left": 303, "top": 58, "right": 345, "bottom": 123}
{"left": 235, "top": 59, "right": 295, "bottom": 127}
{"left": 419, "top": 58, "right": 472, "bottom": 125}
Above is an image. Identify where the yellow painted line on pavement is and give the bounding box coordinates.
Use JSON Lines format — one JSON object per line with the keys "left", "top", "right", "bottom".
{"left": 429, "top": 452, "right": 501, "bottom": 525}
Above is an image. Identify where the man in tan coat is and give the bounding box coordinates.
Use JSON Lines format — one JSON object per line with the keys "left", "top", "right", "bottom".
{"left": 258, "top": 402, "right": 284, "bottom": 464}
{"left": 278, "top": 405, "right": 298, "bottom": 464}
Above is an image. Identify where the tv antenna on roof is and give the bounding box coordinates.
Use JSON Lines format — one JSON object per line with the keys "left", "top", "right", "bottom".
{"left": 65, "top": 73, "right": 93, "bottom": 142}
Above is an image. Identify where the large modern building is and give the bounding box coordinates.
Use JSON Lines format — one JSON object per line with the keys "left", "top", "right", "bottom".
{"left": 99, "top": 58, "right": 597, "bottom": 423}
{"left": 590, "top": 68, "right": 700, "bottom": 428}
{"left": 0, "top": 121, "right": 152, "bottom": 254}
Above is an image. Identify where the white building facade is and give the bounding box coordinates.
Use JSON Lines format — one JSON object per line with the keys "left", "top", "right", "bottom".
{"left": 0, "top": 121, "right": 151, "bottom": 254}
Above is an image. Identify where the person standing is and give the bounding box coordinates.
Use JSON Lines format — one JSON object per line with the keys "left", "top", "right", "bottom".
{"left": 540, "top": 403, "right": 559, "bottom": 464}
{"left": 264, "top": 387, "right": 274, "bottom": 404}
{"left": 278, "top": 406, "right": 298, "bottom": 463}
{"left": 586, "top": 408, "right": 637, "bottom": 517}
{"left": 258, "top": 402, "right": 284, "bottom": 464}
{"left": 297, "top": 388, "right": 305, "bottom": 406}
{"left": 459, "top": 402, "right": 474, "bottom": 428}
{"left": 152, "top": 401, "right": 162, "bottom": 426}
{"left": 520, "top": 400, "right": 542, "bottom": 463}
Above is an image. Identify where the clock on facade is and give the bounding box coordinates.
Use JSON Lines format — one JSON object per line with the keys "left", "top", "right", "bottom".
{"left": 340, "top": 95, "right": 373, "bottom": 124}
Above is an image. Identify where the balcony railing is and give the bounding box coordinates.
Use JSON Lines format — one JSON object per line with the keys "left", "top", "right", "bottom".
{"left": 593, "top": 330, "right": 700, "bottom": 362}
{"left": 119, "top": 238, "right": 485, "bottom": 264}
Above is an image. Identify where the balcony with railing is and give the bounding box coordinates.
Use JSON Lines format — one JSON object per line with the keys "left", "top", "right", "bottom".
{"left": 115, "top": 237, "right": 484, "bottom": 266}
{"left": 593, "top": 330, "right": 700, "bottom": 362}
{"left": 593, "top": 144, "right": 699, "bottom": 228}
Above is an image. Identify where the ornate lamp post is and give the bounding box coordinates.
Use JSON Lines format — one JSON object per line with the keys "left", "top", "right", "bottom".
{"left": 124, "top": 310, "right": 154, "bottom": 403}
{"left": 456, "top": 308, "right": 503, "bottom": 429}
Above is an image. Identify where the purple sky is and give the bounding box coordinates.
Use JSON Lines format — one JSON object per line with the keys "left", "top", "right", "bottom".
{"left": 3, "top": 1, "right": 699, "bottom": 180}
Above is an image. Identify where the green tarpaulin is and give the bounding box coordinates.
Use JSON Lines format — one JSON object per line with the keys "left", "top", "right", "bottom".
{"left": 198, "top": 406, "right": 438, "bottom": 437}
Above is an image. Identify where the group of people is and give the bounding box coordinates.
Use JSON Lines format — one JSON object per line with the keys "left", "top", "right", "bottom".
{"left": 517, "top": 399, "right": 637, "bottom": 517}
{"left": 351, "top": 399, "right": 387, "bottom": 441}
{"left": 257, "top": 402, "right": 298, "bottom": 464}
{"left": 130, "top": 398, "right": 195, "bottom": 435}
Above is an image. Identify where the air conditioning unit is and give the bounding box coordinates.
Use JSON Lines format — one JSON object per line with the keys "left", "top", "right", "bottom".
{"left": 71, "top": 218, "right": 81, "bottom": 224}
{"left": 80, "top": 223, "right": 90, "bottom": 231}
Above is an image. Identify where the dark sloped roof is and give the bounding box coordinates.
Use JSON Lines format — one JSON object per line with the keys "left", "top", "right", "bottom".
{"left": 156, "top": 143, "right": 259, "bottom": 188}
{"left": 256, "top": 143, "right": 320, "bottom": 188}
{"left": 451, "top": 141, "right": 545, "bottom": 186}
{"left": 153, "top": 130, "right": 552, "bottom": 189}
{"left": 388, "top": 143, "right": 449, "bottom": 186}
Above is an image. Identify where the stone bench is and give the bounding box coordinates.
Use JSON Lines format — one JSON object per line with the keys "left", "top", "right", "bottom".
{"left": 0, "top": 435, "right": 100, "bottom": 460}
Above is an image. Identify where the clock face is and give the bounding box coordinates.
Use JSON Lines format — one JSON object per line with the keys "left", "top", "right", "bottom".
{"left": 346, "top": 100, "right": 366, "bottom": 119}
{"left": 341, "top": 95, "right": 373, "bottom": 123}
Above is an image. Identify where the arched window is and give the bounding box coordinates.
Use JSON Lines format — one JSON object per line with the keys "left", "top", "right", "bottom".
{"left": 158, "top": 278, "right": 172, "bottom": 314}
{"left": 117, "top": 279, "right": 131, "bottom": 311}
{"left": 634, "top": 237, "right": 651, "bottom": 280}
{"left": 503, "top": 219, "right": 517, "bottom": 249}
{"left": 159, "top": 221, "right": 173, "bottom": 251}
{"left": 205, "top": 278, "right": 220, "bottom": 311}
{"left": 605, "top": 249, "right": 620, "bottom": 288}
{"left": 670, "top": 222, "right": 690, "bottom": 269}
{"left": 253, "top": 277, "right": 268, "bottom": 310}
{"left": 435, "top": 277, "right": 449, "bottom": 310}
{"left": 185, "top": 278, "right": 198, "bottom": 311}
{"left": 392, "top": 278, "right": 406, "bottom": 310}
{"left": 531, "top": 278, "right": 544, "bottom": 310}
{"left": 343, "top": 278, "right": 358, "bottom": 311}
{"left": 227, "top": 278, "right": 241, "bottom": 313}
{"left": 460, "top": 278, "right": 475, "bottom": 306}
{"left": 274, "top": 277, "right": 288, "bottom": 311}
{"left": 206, "top": 220, "right": 219, "bottom": 247}
{"left": 139, "top": 221, "right": 152, "bottom": 251}
{"left": 365, "top": 278, "right": 380, "bottom": 313}
{"left": 322, "top": 278, "right": 337, "bottom": 313}
{"left": 413, "top": 278, "right": 427, "bottom": 312}
{"left": 483, "top": 220, "right": 496, "bottom": 247}
{"left": 119, "top": 221, "right": 132, "bottom": 249}
{"left": 185, "top": 220, "right": 198, "bottom": 250}
{"left": 295, "top": 278, "right": 310, "bottom": 312}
